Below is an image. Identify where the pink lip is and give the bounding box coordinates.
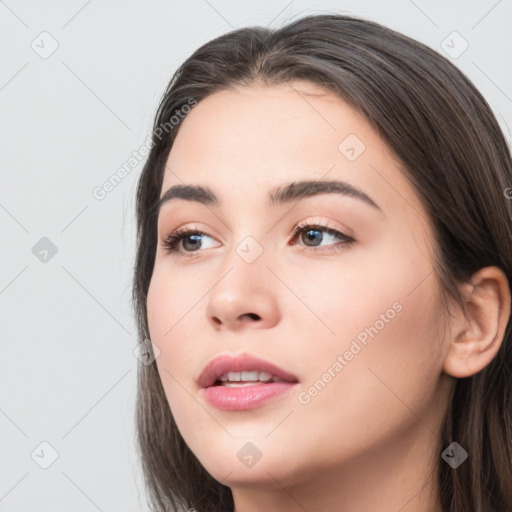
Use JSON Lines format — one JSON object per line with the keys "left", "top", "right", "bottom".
{"left": 198, "top": 353, "right": 299, "bottom": 411}
{"left": 202, "top": 382, "right": 299, "bottom": 411}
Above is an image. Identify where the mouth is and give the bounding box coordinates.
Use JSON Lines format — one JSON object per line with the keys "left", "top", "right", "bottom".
{"left": 198, "top": 353, "right": 300, "bottom": 412}
{"left": 213, "top": 370, "right": 291, "bottom": 387}
{"left": 198, "top": 352, "right": 299, "bottom": 389}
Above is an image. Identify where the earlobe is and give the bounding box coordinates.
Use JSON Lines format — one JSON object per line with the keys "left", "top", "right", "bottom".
{"left": 443, "top": 266, "right": 511, "bottom": 379}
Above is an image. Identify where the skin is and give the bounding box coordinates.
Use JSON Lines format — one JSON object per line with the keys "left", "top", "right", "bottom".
{"left": 146, "top": 80, "right": 511, "bottom": 512}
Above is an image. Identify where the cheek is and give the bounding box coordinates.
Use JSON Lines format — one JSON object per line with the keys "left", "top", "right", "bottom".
{"left": 147, "top": 265, "right": 201, "bottom": 345}
{"left": 291, "top": 244, "right": 445, "bottom": 420}
{"left": 146, "top": 274, "right": 170, "bottom": 348}
{"left": 146, "top": 276, "right": 201, "bottom": 437}
{"left": 294, "top": 271, "right": 445, "bottom": 448}
{"left": 146, "top": 266, "right": 206, "bottom": 386}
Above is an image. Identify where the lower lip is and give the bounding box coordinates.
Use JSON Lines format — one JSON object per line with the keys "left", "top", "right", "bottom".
{"left": 202, "top": 382, "right": 298, "bottom": 411}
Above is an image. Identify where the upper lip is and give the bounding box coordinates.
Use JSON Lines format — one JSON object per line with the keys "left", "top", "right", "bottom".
{"left": 198, "top": 352, "right": 299, "bottom": 388}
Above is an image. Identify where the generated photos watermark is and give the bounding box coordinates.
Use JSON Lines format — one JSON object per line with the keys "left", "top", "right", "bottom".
{"left": 92, "top": 98, "right": 197, "bottom": 201}
{"left": 297, "top": 301, "right": 403, "bottom": 405}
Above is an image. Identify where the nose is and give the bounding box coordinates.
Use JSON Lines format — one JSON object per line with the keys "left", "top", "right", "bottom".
{"left": 205, "top": 251, "right": 281, "bottom": 332}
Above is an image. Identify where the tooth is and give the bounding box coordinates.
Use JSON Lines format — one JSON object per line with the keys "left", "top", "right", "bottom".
{"left": 241, "top": 370, "right": 259, "bottom": 381}
{"left": 223, "top": 382, "right": 261, "bottom": 387}
{"left": 219, "top": 370, "right": 279, "bottom": 383}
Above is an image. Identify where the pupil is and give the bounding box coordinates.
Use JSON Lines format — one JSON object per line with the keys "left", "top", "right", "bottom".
{"left": 183, "top": 234, "right": 201, "bottom": 251}
{"left": 303, "top": 229, "right": 322, "bottom": 246}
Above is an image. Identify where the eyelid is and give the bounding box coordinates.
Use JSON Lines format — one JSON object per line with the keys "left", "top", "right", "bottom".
{"left": 290, "top": 217, "right": 354, "bottom": 239}
{"left": 160, "top": 223, "right": 217, "bottom": 241}
{"left": 160, "top": 223, "right": 220, "bottom": 248}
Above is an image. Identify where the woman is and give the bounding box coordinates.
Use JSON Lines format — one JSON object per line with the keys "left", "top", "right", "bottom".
{"left": 132, "top": 13, "right": 512, "bottom": 512}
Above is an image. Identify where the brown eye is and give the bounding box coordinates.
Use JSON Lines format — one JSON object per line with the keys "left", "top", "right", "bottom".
{"left": 291, "top": 223, "right": 355, "bottom": 252}
{"left": 162, "top": 229, "right": 219, "bottom": 254}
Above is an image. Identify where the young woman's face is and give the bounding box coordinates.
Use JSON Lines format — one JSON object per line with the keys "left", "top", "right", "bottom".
{"left": 147, "top": 80, "right": 453, "bottom": 505}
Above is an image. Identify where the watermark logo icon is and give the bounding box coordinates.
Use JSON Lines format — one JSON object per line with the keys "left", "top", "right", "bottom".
{"left": 338, "top": 134, "right": 366, "bottom": 161}
{"left": 31, "top": 441, "right": 59, "bottom": 469}
{"left": 236, "top": 236, "right": 263, "bottom": 264}
{"left": 32, "top": 237, "right": 58, "bottom": 263}
{"left": 441, "top": 442, "right": 468, "bottom": 468}
{"left": 441, "top": 31, "right": 469, "bottom": 59}
{"left": 133, "top": 338, "right": 160, "bottom": 365}
{"left": 237, "top": 442, "right": 262, "bottom": 468}
{"left": 31, "top": 31, "right": 59, "bottom": 59}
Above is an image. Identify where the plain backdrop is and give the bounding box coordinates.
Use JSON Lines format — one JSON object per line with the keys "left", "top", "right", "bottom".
{"left": 1, "top": 1, "right": 511, "bottom": 510}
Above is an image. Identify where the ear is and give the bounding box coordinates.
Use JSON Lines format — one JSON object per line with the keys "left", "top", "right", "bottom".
{"left": 443, "top": 266, "right": 511, "bottom": 378}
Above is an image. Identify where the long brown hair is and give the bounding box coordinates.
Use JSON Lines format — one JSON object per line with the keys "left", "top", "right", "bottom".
{"left": 132, "top": 13, "right": 512, "bottom": 512}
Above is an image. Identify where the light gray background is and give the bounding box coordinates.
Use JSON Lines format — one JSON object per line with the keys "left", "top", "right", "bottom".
{"left": 1, "top": 1, "right": 511, "bottom": 510}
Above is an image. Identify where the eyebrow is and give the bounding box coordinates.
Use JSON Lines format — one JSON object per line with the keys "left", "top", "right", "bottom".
{"left": 156, "top": 179, "right": 382, "bottom": 214}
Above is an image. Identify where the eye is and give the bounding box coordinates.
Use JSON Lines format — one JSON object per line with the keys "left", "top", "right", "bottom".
{"left": 290, "top": 221, "right": 355, "bottom": 252}
{"left": 161, "top": 221, "right": 355, "bottom": 257}
{"left": 161, "top": 227, "right": 219, "bottom": 254}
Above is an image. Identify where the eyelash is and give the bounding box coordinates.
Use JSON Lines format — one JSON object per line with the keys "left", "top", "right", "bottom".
{"left": 161, "top": 221, "right": 355, "bottom": 257}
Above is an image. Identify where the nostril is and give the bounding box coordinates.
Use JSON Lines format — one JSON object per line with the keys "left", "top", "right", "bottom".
{"left": 244, "top": 313, "right": 260, "bottom": 321}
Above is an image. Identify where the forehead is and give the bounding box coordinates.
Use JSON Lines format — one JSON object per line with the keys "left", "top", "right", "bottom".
{"left": 160, "top": 80, "right": 425, "bottom": 222}
{"left": 166, "top": 81, "right": 368, "bottom": 179}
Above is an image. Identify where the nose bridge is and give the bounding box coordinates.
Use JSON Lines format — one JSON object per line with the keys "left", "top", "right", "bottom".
{"left": 219, "top": 212, "right": 270, "bottom": 272}
{"left": 213, "top": 230, "right": 268, "bottom": 298}
{"left": 205, "top": 228, "right": 279, "bottom": 329}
